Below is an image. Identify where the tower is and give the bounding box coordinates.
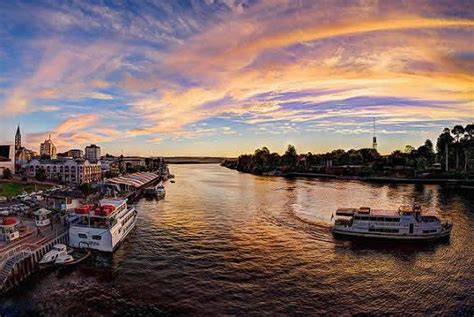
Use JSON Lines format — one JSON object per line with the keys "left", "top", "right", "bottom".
{"left": 372, "top": 118, "right": 377, "bottom": 151}
{"left": 15, "top": 124, "right": 21, "bottom": 150}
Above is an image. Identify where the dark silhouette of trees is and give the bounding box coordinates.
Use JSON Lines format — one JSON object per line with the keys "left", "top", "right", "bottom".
{"left": 222, "top": 124, "right": 473, "bottom": 178}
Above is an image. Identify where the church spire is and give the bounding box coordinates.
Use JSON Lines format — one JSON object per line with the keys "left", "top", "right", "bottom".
{"left": 15, "top": 124, "right": 21, "bottom": 150}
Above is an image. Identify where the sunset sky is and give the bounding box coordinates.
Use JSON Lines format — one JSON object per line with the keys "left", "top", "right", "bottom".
{"left": 0, "top": 0, "right": 473, "bottom": 156}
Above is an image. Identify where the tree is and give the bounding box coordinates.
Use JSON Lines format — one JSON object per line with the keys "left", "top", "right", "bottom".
{"left": 35, "top": 167, "right": 46, "bottom": 181}
{"left": 437, "top": 128, "right": 454, "bottom": 172}
{"left": 404, "top": 145, "right": 415, "bottom": 154}
{"left": 281, "top": 144, "right": 297, "bottom": 168}
{"left": 2, "top": 168, "right": 12, "bottom": 179}
{"left": 452, "top": 125, "right": 465, "bottom": 170}
{"left": 417, "top": 139, "right": 435, "bottom": 165}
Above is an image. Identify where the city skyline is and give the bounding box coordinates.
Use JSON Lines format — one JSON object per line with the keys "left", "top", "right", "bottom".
{"left": 1, "top": 1, "right": 473, "bottom": 156}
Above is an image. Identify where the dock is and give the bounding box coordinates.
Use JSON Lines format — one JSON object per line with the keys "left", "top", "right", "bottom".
{"left": 0, "top": 219, "right": 68, "bottom": 293}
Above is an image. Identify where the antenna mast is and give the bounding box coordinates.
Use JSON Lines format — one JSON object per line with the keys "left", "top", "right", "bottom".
{"left": 372, "top": 118, "right": 377, "bottom": 151}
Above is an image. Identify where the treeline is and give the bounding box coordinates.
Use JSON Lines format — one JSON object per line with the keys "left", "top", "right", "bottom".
{"left": 222, "top": 124, "right": 474, "bottom": 178}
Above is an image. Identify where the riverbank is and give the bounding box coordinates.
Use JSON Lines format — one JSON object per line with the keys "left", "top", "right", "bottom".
{"left": 222, "top": 165, "right": 474, "bottom": 186}
{"left": 287, "top": 172, "right": 474, "bottom": 185}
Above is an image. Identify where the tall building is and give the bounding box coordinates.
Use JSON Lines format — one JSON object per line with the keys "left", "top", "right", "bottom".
{"left": 85, "top": 144, "right": 101, "bottom": 161}
{"left": 14, "top": 125, "right": 36, "bottom": 171}
{"left": 15, "top": 125, "right": 21, "bottom": 150}
{"left": 40, "top": 134, "right": 57, "bottom": 159}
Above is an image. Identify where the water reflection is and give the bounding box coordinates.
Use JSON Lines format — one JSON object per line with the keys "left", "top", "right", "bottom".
{"left": 1, "top": 164, "right": 473, "bottom": 316}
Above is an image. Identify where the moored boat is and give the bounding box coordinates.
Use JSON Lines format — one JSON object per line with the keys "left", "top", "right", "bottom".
{"left": 332, "top": 204, "right": 452, "bottom": 241}
{"left": 39, "top": 244, "right": 70, "bottom": 265}
{"left": 55, "top": 249, "right": 91, "bottom": 265}
{"left": 68, "top": 198, "right": 137, "bottom": 252}
{"left": 143, "top": 183, "right": 166, "bottom": 198}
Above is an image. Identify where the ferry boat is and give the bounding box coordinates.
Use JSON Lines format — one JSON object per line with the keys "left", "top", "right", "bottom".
{"left": 143, "top": 183, "right": 165, "bottom": 198}
{"left": 68, "top": 198, "right": 137, "bottom": 252}
{"left": 332, "top": 205, "right": 452, "bottom": 240}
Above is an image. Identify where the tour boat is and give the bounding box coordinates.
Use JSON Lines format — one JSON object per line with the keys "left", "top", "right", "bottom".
{"left": 39, "top": 244, "right": 70, "bottom": 265}
{"left": 68, "top": 198, "right": 137, "bottom": 252}
{"left": 143, "top": 183, "right": 166, "bottom": 198}
{"left": 332, "top": 205, "right": 452, "bottom": 240}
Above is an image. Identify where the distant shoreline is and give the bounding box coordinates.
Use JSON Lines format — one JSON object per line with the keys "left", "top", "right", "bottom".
{"left": 221, "top": 166, "right": 474, "bottom": 186}
{"left": 164, "top": 157, "right": 229, "bottom": 164}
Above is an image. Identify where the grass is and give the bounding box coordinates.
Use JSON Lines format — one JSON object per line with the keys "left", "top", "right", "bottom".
{"left": 0, "top": 182, "right": 53, "bottom": 198}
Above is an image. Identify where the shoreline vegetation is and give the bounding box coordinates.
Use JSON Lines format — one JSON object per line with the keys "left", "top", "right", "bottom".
{"left": 221, "top": 124, "right": 474, "bottom": 186}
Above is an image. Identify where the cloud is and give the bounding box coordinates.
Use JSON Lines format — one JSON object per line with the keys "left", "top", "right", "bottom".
{"left": 1, "top": 1, "right": 473, "bottom": 154}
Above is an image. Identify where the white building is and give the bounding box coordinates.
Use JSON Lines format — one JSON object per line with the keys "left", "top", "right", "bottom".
{"left": 0, "top": 144, "right": 15, "bottom": 175}
{"left": 27, "top": 158, "right": 102, "bottom": 184}
{"left": 40, "top": 135, "right": 57, "bottom": 159}
{"left": 85, "top": 144, "right": 101, "bottom": 161}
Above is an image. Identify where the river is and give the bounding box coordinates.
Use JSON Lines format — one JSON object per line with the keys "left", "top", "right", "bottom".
{"left": 1, "top": 164, "right": 473, "bottom": 316}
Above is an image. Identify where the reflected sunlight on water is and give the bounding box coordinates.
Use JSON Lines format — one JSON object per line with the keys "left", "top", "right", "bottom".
{"left": 1, "top": 164, "right": 473, "bottom": 316}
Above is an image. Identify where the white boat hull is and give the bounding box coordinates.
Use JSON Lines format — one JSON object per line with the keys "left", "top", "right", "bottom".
{"left": 68, "top": 207, "right": 137, "bottom": 252}
{"left": 332, "top": 227, "right": 451, "bottom": 240}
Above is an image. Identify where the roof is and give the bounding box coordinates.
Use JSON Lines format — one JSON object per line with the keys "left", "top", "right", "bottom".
{"left": 106, "top": 172, "right": 159, "bottom": 188}
{"left": 34, "top": 208, "right": 52, "bottom": 215}
{"left": 100, "top": 198, "right": 127, "bottom": 208}
{"left": 47, "top": 190, "right": 84, "bottom": 199}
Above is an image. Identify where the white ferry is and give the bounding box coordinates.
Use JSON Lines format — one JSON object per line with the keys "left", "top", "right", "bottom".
{"left": 68, "top": 198, "right": 137, "bottom": 252}
{"left": 332, "top": 205, "right": 452, "bottom": 240}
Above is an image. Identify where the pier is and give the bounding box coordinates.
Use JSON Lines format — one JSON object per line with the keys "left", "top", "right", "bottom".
{"left": 0, "top": 219, "right": 68, "bottom": 293}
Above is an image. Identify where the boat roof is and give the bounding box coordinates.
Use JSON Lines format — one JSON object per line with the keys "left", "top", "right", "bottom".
{"left": 34, "top": 208, "right": 52, "bottom": 215}
{"left": 99, "top": 198, "right": 127, "bottom": 208}
{"left": 337, "top": 207, "right": 439, "bottom": 217}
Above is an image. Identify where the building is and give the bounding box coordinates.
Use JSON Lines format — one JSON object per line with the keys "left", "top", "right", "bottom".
{"left": 66, "top": 149, "right": 83, "bottom": 159}
{"left": 14, "top": 125, "right": 37, "bottom": 171}
{"left": 100, "top": 158, "right": 120, "bottom": 176}
{"left": 120, "top": 156, "right": 146, "bottom": 172}
{"left": 27, "top": 158, "right": 102, "bottom": 184}
{"left": 0, "top": 144, "right": 15, "bottom": 175}
{"left": 45, "top": 190, "right": 84, "bottom": 211}
{"left": 85, "top": 144, "right": 101, "bottom": 161}
{"left": 40, "top": 134, "right": 57, "bottom": 159}
{"left": 15, "top": 125, "right": 21, "bottom": 151}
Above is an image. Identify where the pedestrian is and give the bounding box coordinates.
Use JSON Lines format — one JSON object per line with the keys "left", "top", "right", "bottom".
{"left": 36, "top": 227, "right": 41, "bottom": 237}
{"left": 50, "top": 220, "right": 53, "bottom": 230}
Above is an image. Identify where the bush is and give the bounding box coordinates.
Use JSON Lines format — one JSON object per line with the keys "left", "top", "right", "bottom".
{"left": 2, "top": 168, "right": 12, "bottom": 179}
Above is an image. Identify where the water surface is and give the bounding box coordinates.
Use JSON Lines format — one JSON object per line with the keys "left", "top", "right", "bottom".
{"left": 1, "top": 164, "right": 473, "bottom": 316}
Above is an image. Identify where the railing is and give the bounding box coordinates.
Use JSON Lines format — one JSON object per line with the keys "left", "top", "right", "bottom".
{"left": 0, "top": 245, "right": 33, "bottom": 272}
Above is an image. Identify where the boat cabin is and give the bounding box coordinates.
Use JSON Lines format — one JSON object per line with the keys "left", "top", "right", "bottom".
{"left": 71, "top": 198, "right": 128, "bottom": 229}
{"left": 34, "top": 208, "right": 52, "bottom": 227}
{"left": 0, "top": 217, "right": 20, "bottom": 242}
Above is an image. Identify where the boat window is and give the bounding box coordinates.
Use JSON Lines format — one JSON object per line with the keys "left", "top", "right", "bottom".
{"left": 92, "top": 235, "right": 101, "bottom": 240}
{"left": 78, "top": 233, "right": 87, "bottom": 239}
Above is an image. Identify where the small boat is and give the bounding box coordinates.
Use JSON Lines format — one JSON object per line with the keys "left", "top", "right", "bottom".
{"left": 39, "top": 244, "right": 70, "bottom": 265}
{"left": 332, "top": 204, "right": 452, "bottom": 241}
{"left": 143, "top": 184, "right": 166, "bottom": 197}
{"left": 55, "top": 249, "right": 91, "bottom": 265}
